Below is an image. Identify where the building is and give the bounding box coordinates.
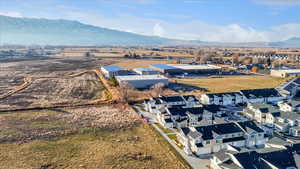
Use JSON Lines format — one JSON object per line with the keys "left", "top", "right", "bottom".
{"left": 115, "top": 75, "right": 168, "bottom": 89}
{"left": 211, "top": 145, "right": 300, "bottom": 169}
{"left": 177, "top": 121, "right": 267, "bottom": 156}
{"left": 133, "top": 68, "right": 160, "bottom": 75}
{"left": 150, "top": 64, "right": 221, "bottom": 75}
{"left": 201, "top": 92, "right": 246, "bottom": 106}
{"left": 163, "top": 106, "right": 213, "bottom": 128}
{"left": 271, "top": 69, "right": 300, "bottom": 78}
{"left": 150, "top": 64, "right": 183, "bottom": 74}
{"left": 278, "top": 99, "right": 300, "bottom": 113}
{"left": 240, "top": 88, "right": 283, "bottom": 103}
{"left": 245, "top": 103, "right": 300, "bottom": 136}
{"left": 101, "top": 65, "right": 129, "bottom": 78}
{"left": 144, "top": 95, "right": 200, "bottom": 114}
{"left": 278, "top": 78, "right": 300, "bottom": 98}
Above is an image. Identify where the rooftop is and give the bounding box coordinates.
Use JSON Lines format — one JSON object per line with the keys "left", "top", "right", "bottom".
{"left": 168, "top": 64, "right": 221, "bottom": 70}
{"left": 240, "top": 88, "right": 282, "bottom": 99}
{"left": 133, "top": 67, "right": 158, "bottom": 72}
{"left": 102, "top": 65, "right": 125, "bottom": 71}
{"left": 151, "top": 64, "right": 177, "bottom": 70}
{"left": 116, "top": 75, "right": 168, "bottom": 81}
{"left": 272, "top": 69, "right": 300, "bottom": 74}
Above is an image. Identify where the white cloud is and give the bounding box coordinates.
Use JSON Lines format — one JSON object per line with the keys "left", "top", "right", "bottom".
{"left": 153, "top": 23, "right": 165, "bottom": 37}
{"left": 62, "top": 10, "right": 300, "bottom": 43}
{"left": 0, "top": 11, "right": 23, "bottom": 18}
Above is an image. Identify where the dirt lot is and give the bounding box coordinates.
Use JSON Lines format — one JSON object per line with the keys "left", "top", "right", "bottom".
{"left": 0, "top": 57, "right": 115, "bottom": 110}
{"left": 0, "top": 72, "right": 106, "bottom": 110}
{"left": 174, "top": 75, "right": 285, "bottom": 93}
{"left": 0, "top": 105, "right": 188, "bottom": 169}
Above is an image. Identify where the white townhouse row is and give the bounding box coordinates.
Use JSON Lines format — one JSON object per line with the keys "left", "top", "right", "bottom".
{"left": 201, "top": 88, "right": 284, "bottom": 106}
{"left": 201, "top": 92, "right": 246, "bottom": 106}
{"left": 144, "top": 95, "right": 200, "bottom": 114}
{"left": 211, "top": 144, "right": 300, "bottom": 169}
{"left": 244, "top": 102, "right": 300, "bottom": 137}
{"left": 177, "top": 121, "right": 267, "bottom": 156}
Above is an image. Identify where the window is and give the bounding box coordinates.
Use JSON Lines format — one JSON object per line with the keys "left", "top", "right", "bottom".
{"left": 216, "top": 140, "right": 222, "bottom": 144}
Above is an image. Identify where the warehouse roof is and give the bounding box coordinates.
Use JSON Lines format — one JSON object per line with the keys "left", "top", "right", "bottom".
{"left": 102, "top": 65, "right": 125, "bottom": 71}
{"left": 151, "top": 64, "right": 177, "bottom": 70}
{"left": 116, "top": 75, "right": 168, "bottom": 81}
{"left": 133, "top": 68, "right": 158, "bottom": 72}
{"left": 168, "top": 64, "right": 221, "bottom": 70}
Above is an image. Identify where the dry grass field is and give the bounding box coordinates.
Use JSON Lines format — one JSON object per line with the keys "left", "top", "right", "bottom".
{"left": 0, "top": 105, "right": 188, "bottom": 169}
{"left": 115, "top": 59, "right": 176, "bottom": 69}
{"left": 174, "top": 75, "right": 285, "bottom": 93}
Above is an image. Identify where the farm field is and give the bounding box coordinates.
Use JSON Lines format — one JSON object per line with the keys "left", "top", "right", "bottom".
{"left": 115, "top": 59, "right": 176, "bottom": 69}
{"left": 0, "top": 106, "right": 188, "bottom": 169}
{"left": 174, "top": 75, "right": 286, "bottom": 93}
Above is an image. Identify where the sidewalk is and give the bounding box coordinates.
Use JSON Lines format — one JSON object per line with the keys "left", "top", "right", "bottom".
{"left": 152, "top": 123, "right": 210, "bottom": 169}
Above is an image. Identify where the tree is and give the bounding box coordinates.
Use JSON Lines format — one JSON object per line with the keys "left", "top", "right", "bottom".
{"left": 152, "top": 83, "right": 165, "bottom": 97}
{"left": 119, "top": 82, "right": 133, "bottom": 103}
{"left": 251, "top": 66, "right": 259, "bottom": 73}
{"left": 232, "top": 53, "right": 240, "bottom": 65}
{"left": 84, "top": 52, "right": 92, "bottom": 57}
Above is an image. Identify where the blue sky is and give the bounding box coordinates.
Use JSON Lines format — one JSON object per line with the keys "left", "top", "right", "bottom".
{"left": 0, "top": 0, "right": 300, "bottom": 42}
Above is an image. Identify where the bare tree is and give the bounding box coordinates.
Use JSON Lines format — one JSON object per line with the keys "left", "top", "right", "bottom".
{"left": 119, "top": 82, "right": 133, "bottom": 103}
{"left": 151, "top": 83, "right": 165, "bottom": 97}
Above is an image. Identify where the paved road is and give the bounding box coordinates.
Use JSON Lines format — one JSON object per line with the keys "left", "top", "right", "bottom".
{"left": 134, "top": 105, "right": 210, "bottom": 169}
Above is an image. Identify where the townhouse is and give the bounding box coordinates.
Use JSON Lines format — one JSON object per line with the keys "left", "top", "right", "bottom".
{"left": 245, "top": 103, "right": 300, "bottom": 136}
{"left": 240, "top": 88, "right": 284, "bottom": 103}
{"left": 177, "top": 121, "right": 267, "bottom": 156}
{"left": 144, "top": 95, "right": 200, "bottom": 114}
{"left": 201, "top": 92, "right": 246, "bottom": 106}
{"left": 277, "top": 77, "right": 300, "bottom": 98}
{"left": 211, "top": 144, "right": 300, "bottom": 169}
{"left": 278, "top": 99, "right": 300, "bottom": 113}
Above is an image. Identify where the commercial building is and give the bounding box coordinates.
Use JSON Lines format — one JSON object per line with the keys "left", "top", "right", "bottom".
{"left": 271, "top": 69, "right": 300, "bottom": 78}
{"left": 150, "top": 64, "right": 221, "bottom": 75}
{"left": 101, "top": 65, "right": 129, "bottom": 78}
{"left": 133, "top": 68, "right": 160, "bottom": 75}
{"left": 115, "top": 75, "right": 168, "bottom": 89}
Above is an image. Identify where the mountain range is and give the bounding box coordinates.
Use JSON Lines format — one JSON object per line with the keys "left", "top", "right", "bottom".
{"left": 0, "top": 15, "right": 300, "bottom": 47}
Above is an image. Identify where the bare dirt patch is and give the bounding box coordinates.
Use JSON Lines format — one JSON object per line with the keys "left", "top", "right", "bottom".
{"left": 0, "top": 72, "right": 105, "bottom": 110}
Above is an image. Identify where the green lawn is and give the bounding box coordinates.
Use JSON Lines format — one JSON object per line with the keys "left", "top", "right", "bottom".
{"left": 156, "top": 124, "right": 174, "bottom": 134}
